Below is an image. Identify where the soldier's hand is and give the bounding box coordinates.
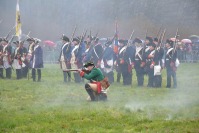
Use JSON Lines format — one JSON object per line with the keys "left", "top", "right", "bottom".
{"left": 150, "top": 64, "right": 154, "bottom": 69}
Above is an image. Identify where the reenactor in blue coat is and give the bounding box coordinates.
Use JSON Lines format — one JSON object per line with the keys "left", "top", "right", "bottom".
{"left": 153, "top": 38, "right": 164, "bottom": 87}
{"left": 102, "top": 40, "right": 114, "bottom": 83}
{"left": 59, "top": 35, "right": 72, "bottom": 82}
{"left": 91, "top": 38, "right": 103, "bottom": 68}
{"left": 164, "top": 39, "right": 177, "bottom": 88}
{"left": 31, "top": 38, "right": 43, "bottom": 82}
{"left": 145, "top": 42, "right": 156, "bottom": 87}
{"left": 117, "top": 39, "right": 134, "bottom": 85}
{"left": 133, "top": 38, "right": 145, "bottom": 86}
{"left": 143, "top": 36, "right": 153, "bottom": 74}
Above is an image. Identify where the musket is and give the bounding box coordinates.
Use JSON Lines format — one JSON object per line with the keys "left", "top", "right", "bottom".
{"left": 5, "top": 25, "right": 16, "bottom": 40}
{"left": 156, "top": 25, "right": 162, "bottom": 38}
{"left": 8, "top": 34, "right": 16, "bottom": 44}
{"left": 63, "top": 68, "right": 90, "bottom": 74}
{"left": 159, "top": 29, "right": 166, "bottom": 48}
{"left": 123, "top": 30, "right": 135, "bottom": 53}
{"left": 20, "top": 31, "right": 31, "bottom": 42}
{"left": 70, "top": 25, "right": 77, "bottom": 43}
{"left": 89, "top": 29, "right": 92, "bottom": 40}
{"left": 172, "top": 28, "right": 179, "bottom": 56}
{"left": 94, "top": 30, "right": 99, "bottom": 41}
{"left": 126, "top": 30, "right": 135, "bottom": 47}
{"left": 66, "top": 25, "right": 77, "bottom": 52}
{"left": 142, "top": 29, "right": 148, "bottom": 56}
{"left": 82, "top": 29, "right": 87, "bottom": 42}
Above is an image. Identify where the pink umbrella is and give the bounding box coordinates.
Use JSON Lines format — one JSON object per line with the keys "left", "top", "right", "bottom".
{"left": 43, "top": 40, "right": 56, "bottom": 47}
{"left": 170, "top": 38, "right": 179, "bottom": 42}
{"left": 181, "top": 39, "right": 192, "bottom": 44}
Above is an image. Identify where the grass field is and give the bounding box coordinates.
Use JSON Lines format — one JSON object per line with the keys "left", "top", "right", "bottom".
{"left": 0, "top": 63, "right": 199, "bottom": 133}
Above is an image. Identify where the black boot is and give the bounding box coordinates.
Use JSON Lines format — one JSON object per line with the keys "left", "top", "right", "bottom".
{"left": 32, "top": 69, "right": 36, "bottom": 82}
{"left": 85, "top": 84, "right": 96, "bottom": 101}
{"left": 37, "top": 69, "right": 41, "bottom": 82}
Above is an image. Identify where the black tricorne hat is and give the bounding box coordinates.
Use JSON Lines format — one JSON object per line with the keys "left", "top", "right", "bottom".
{"left": 146, "top": 36, "right": 153, "bottom": 43}
{"left": 61, "top": 35, "right": 70, "bottom": 42}
{"left": 105, "top": 40, "right": 112, "bottom": 46}
{"left": 119, "top": 39, "right": 128, "bottom": 45}
{"left": 148, "top": 42, "right": 156, "bottom": 48}
{"left": 166, "top": 39, "right": 174, "bottom": 47}
{"left": 83, "top": 61, "right": 95, "bottom": 68}
{"left": 13, "top": 41, "right": 19, "bottom": 44}
{"left": 26, "top": 37, "right": 35, "bottom": 42}
{"left": 154, "top": 37, "right": 158, "bottom": 42}
{"left": 1, "top": 38, "right": 8, "bottom": 43}
{"left": 133, "top": 38, "right": 142, "bottom": 44}
{"left": 72, "top": 37, "right": 80, "bottom": 43}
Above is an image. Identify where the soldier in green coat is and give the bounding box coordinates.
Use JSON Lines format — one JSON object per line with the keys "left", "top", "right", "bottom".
{"left": 78, "top": 62, "right": 109, "bottom": 101}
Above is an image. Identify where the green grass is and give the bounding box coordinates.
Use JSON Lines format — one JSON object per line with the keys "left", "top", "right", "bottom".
{"left": 0, "top": 63, "right": 199, "bottom": 133}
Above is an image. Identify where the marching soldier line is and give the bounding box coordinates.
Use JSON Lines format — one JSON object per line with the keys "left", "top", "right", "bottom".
{"left": 0, "top": 29, "right": 180, "bottom": 89}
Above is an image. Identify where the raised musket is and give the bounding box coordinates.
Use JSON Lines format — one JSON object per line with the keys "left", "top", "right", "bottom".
{"left": 127, "top": 30, "right": 135, "bottom": 47}
{"left": 66, "top": 25, "right": 77, "bottom": 52}
{"left": 159, "top": 29, "right": 166, "bottom": 48}
{"left": 156, "top": 25, "right": 162, "bottom": 38}
{"left": 70, "top": 25, "right": 77, "bottom": 43}
{"left": 172, "top": 28, "right": 179, "bottom": 56}
{"left": 142, "top": 29, "right": 148, "bottom": 56}
{"left": 5, "top": 25, "right": 16, "bottom": 40}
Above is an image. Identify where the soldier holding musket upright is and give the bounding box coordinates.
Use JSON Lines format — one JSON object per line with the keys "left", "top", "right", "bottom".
{"left": 2, "top": 38, "right": 12, "bottom": 79}
{"left": 71, "top": 37, "right": 85, "bottom": 83}
{"left": 30, "top": 38, "right": 43, "bottom": 82}
{"left": 26, "top": 37, "right": 35, "bottom": 68}
{"left": 145, "top": 42, "right": 156, "bottom": 87}
{"left": 20, "top": 41, "right": 28, "bottom": 78}
{"left": 164, "top": 39, "right": 177, "bottom": 88}
{"left": 102, "top": 40, "right": 114, "bottom": 84}
{"left": 91, "top": 37, "right": 103, "bottom": 68}
{"left": 153, "top": 38, "right": 164, "bottom": 87}
{"left": 133, "top": 38, "right": 145, "bottom": 87}
{"left": 0, "top": 38, "right": 4, "bottom": 78}
{"left": 59, "top": 35, "right": 72, "bottom": 83}
{"left": 117, "top": 39, "right": 134, "bottom": 85}
{"left": 12, "top": 41, "right": 23, "bottom": 79}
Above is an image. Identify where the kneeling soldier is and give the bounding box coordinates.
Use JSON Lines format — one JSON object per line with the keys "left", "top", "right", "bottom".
{"left": 78, "top": 62, "right": 110, "bottom": 101}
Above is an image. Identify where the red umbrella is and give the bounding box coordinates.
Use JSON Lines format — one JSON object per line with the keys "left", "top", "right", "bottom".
{"left": 43, "top": 40, "right": 56, "bottom": 47}
{"left": 181, "top": 39, "right": 192, "bottom": 44}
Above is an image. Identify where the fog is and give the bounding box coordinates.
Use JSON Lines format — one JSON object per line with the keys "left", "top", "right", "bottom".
{"left": 0, "top": 0, "right": 199, "bottom": 41}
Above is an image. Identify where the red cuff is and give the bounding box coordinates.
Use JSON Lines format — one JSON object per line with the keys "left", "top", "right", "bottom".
{"left": 141, "top": 62, "right": 145, "bottom": 66}
{"left": 79, "top": 71, "right": 85, "bottom": 77}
